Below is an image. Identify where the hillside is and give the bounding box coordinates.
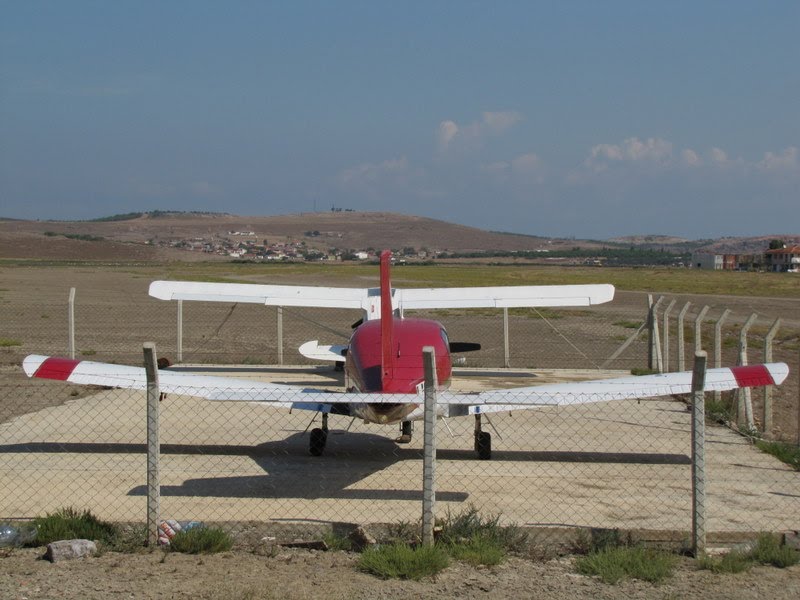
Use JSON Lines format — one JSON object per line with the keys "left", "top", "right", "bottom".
{"left": 0, "top": 211, "right": 601, "bottom": 261}
{"left": 1, "top": 211, "right": 796, "bottom": 262}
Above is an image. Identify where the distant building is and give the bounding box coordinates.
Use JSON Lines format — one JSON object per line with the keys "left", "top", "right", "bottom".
{"left": 691, "top": 252, "right": 752, "bottom": 271}
{"left": 692, "top": 252, "right": 723, "bottom": 270}
{"left": 765, "top": 245, "right": 800, "bottom": 273}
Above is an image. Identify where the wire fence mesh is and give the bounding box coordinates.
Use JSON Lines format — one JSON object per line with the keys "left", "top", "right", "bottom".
{"left": 1, "top": 286, "right": 798, "bottom": 544}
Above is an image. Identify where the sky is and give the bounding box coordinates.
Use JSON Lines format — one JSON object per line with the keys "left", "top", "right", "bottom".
{"left": 1, "top": 1, "right": 798, "bottom": 239}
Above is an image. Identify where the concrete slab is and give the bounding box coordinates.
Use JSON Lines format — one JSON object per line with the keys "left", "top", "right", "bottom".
{"left": 0, "top": 366, "right": 797, "bottom": 534}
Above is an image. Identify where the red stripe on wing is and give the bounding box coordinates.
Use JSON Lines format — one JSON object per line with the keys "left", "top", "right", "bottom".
{"left": 33, "top": 357, "right": 81, "bottom": 381}
{"left": 731, "top": 365, "right": 775, "bottom": 388}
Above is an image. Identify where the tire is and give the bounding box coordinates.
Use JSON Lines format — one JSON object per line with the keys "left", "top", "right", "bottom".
{"left": 475, "top": 431, "right": 491, "bottom": 460}
{"left": 310, "top": 428, "right": 327, "bottom": 456}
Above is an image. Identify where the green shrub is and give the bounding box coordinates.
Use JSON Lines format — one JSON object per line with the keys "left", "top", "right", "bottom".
{"left": 0, "top": 338, "right": 22, "bottom": 347}
{"left": 33, "top": 507, "right": 118, "bottom": 546}
{"left": 358, "top": 543, "right": 449, "bottom": 580}
{"left": 755, "top": 441, "right": 800, "bottom": 471}
{"left": 576, "top": 546, "right": 678, "bottom": 584}
{"left": 168, "top": 526, "right": 233, "bottom": 554}
{"left": 446, "top": 534, "right": 505, "bottom": 566}
{"left": 750, "top": 534, "right": 800, "bottom": 568}
{"left": 697, "top": 551, "right": 752, "bottom": 573}
{"left": 437, "top": 506, "right": 526, "bottom": 553}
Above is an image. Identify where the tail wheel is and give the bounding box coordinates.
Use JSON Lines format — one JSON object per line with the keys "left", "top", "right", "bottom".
{"left": 310, "top": 428, "right": 327, "bottom": 456}
{"left": 475, "top": 431, "right": 492, "bottom": 460}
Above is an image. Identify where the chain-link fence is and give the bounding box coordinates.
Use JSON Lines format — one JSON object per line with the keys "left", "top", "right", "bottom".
{"left": 1, "top": 286, "right": 798, "bottom": 544}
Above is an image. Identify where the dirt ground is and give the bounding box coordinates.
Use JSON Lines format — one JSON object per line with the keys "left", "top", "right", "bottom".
{"left": 2, "top": 546, "right": 800, "bottom": 600}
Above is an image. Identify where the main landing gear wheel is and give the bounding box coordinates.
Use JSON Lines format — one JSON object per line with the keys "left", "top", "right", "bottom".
{"left": 474, "top": 414, "right": 492, "bottom": 460}
{"left": 309, "top": 413, "right": 329, "bottom": 456}
{"left": 395, "top": 420, "right": 413, "bottom": 444}
{"left": 475, "top": 431, "right": 492, "bottom": 460}
{"left": 309, "top": 428, "right": 327, "bottom": 456}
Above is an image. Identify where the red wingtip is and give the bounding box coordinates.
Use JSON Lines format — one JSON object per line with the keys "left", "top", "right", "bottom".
{"left": 380, "top": 250, "right": 394, "bottom": 387}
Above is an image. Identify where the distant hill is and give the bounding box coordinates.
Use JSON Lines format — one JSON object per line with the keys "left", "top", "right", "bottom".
{"left": 695, "top": 235, "right": 800, "bottom": 254}
{"left": 1, "top": 211, "right": 796, "bottom": 262}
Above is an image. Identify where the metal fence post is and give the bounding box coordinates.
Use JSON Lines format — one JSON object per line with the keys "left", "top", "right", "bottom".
{"left": 691, "top": 351, "right": 708, "bottom": 557}
{"left": 277, "top": 306, "right": 284, "bottom": 365}
{"left": 677, "top": 302, "right": 691, "bottom": 371}
{"left": 177, "top": 300, "right": 183, "bottom": 363}
{"left": 763, "top": 318, "right": 780, "bottom": 436}
{"left": 143, "top": 343, "right": 160, "bottom": 547}
{"left": 713, "top": 309, "right": 731, "bottom": 405}
{"left": 693, "top": 305, "right": 710, "bottom": 353}
{"left": 68, "top": 287, "right": 76, "bottom": 359}
{"left": 422, "top": 346, "right": 438, "bottom": 546}
{"left": 503, "top": 308, "right": 510, "bottom": 368}
{"left": 736, "top": 313, "right": 757, "bottom": 430}
{"left": 662, "top": 299, "right": 676, "bottom": 372}
{"left": 648, "top": 296, "right": 664, "bottom": 372}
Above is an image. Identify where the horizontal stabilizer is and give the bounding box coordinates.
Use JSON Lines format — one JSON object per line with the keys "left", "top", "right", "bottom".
{"left": 299, "top": 341, "right": 348, "bottom": 362}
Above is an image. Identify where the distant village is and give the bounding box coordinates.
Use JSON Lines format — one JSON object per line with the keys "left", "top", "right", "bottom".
{"left": 146, "top": 229, "right": 800, "bottom": 272}
{"left": 691, "top": 242, "right": 800, "bottom": 273}
{"left": 148, "top": 231, "right": 432, "bottom": 262}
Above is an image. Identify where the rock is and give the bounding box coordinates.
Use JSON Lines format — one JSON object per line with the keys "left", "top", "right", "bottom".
{"left": 279, "top": 540, "right": 329, "bottom": 551}
{"left": 348, "top": 526, "right": 376, "bottom": 551}
{"left": 45, "top": 539, "right": 97, "bottom": 563}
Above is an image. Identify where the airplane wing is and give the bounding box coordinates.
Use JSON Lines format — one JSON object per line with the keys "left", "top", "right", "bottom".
{"left": 149, "top": 281, "right": 615, "bottom": 314}
{"left": 23, "top": 355, "right": 787, "bottom": 411}
{"left": 396, "top": 284, "right": 615, "bottom": 310}
{"left": 149, "top": 281, "right": 369, "bottom": 310}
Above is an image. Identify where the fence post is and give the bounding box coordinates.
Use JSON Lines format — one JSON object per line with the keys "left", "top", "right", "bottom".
{"left": 677, "top": 302, "right": 691, "bottom": 371}
{"left": 713, "top": 309, "right": 731, "bottom": 405}
{"left": 422, "top": 346, "right": 438, "bottom": 546}
{"left": 736, "top": 313, "right": 757, "bottom": 430}
{"left": 648, "top": 296, "right": 664, "bottom": 372}
{"left": 68, "top": 287, "right": 76, "bottom": 359}
{"left": 503, "top": 308, "right": 510, "bottom": 368}
{"left": 177, "top": 300, "right": 183, "bottom": 363}
{"left": 763, "top": 318, "right": 780, "bottom": 436}
{"left": 691, "top": 351, "right": 708, "bottom": 557}
{"left": 662, "top": 299, "right": 676, "bottom": 372}
{"left": 277, "top": 306, "right": 284, "bottom": 366}
{"left": 143, "top": 343, "right": 160, "bottom": 547}
{"left": 693, "top": 305, "right": 710, "bottom": 353}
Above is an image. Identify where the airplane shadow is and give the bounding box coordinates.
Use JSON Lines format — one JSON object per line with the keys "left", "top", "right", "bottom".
{"left": 0, "top": 432, "right": 689, "bottom": 500}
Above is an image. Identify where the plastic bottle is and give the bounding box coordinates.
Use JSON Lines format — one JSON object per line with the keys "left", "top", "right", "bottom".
{"left": 0, "top": 525, "right": 19, "bottom": 547}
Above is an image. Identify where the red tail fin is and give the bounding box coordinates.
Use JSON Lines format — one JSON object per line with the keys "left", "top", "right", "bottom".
{"left": 380, "top": 250, "right": 395, "bottom": 387}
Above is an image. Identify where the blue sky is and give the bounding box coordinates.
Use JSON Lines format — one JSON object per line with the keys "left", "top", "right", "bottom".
{"left": 1, "top": 1, "right": 798, "bottom": 239}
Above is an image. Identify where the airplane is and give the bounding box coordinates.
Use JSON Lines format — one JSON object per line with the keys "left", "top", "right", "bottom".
{"left": 23, "top": 251, "right": 789, "bottom": 459}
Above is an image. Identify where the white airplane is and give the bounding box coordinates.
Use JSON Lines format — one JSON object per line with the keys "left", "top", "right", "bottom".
{"left": 23, "top": 251, "right": 789, "bottom": 459}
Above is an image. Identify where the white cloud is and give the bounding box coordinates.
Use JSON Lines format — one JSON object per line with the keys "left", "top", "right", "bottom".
{"left": 437, "top": 121, "right": 459, "bottom": 151}
{"left": 511, "top": 153, "right": 541, "bottom": 173}
{"left": 591, "top": 137, "right": 673, "bottom": 163}
{"left": 709, "top": 147, "right": 729, "bottom": 165}
{"left": 758, "top": 146, "right": 798, "bottom": 172}
{"left": 681, "top": 149, "right": 702, "bottom": 167}
{"left": 436, "top": 110, "right": 523, "bottom": 152}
